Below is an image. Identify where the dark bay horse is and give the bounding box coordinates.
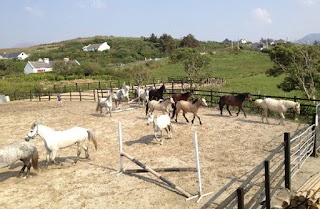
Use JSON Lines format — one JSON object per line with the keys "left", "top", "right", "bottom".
{"left": 149, "top": 84, "right": 166, "bottom": 101}
{"left": 218, "top": 93, "right": 252, "bottom": 118}
{"left": 171, "top": 91, "right": 194, "bottom": 118}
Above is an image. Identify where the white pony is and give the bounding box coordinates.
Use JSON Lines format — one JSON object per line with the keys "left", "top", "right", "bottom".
{"left": 146, "top": 97, "right": 175, "bottom": 116}
{"left": 113, "top": 85, "right": 130, "bottom": 108}
{"left": 25, "top": 123, "right": 97, "bottom": 167}
{"left": 147, "top": 113, "right": 172, "bottom": 145}
{"left": 0, "top": 141, "right": 39, "bottom": 178}
{"left": 96, "top": 91, "right": 113, "bottom": 117}
{"left": 134, "top": 86, "right": 150, "bottom": 106}
{"left": 259, "top": 98, "right": 301, "bottom": 125}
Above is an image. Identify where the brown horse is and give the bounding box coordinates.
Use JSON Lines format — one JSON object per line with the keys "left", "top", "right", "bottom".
{"left": 173, "top": 98, "right": 208, "bottom": 125}
{"left": 218, "top": 93, "right": 252, "bottom": 118}
{"left": 171, "top": 91, "right": 194, "bottom": 118}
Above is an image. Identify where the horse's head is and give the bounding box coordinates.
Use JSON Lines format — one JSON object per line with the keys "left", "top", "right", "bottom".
{"left": 169, "top": 97, "right": 175, "bottom": 104}
{"left": 160, "top": 84, "right": 166, "bottom": 92}
{"left": 294, "top": 102, "right": 301, "bottom": 114}
{"left": 25, "top": 123, "right": 38, "bottom": 141}
{"left": 244, "top": 93, "right": 252, "bottom": 101}
{"left": 201, "top": 98, "right": 208, "bottom": 106}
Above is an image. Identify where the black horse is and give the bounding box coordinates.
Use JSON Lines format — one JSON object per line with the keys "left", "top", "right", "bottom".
{"left": 218, "top": 93, "right": 252, "bottom": 118}
{"left": 148, "top": 84, "right": 166, "bottom": 101}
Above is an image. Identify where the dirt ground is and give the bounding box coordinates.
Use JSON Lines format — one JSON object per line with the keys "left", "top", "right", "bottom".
{"left": 0, "top": 99, "right": 319, "bottom": 209}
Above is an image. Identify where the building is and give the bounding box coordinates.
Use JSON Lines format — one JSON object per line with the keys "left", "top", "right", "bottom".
{"left": 24, "top": 58, "right": 80, "bottom": 74}
{"left": 1, "top": 52, "right": 28, "bottom": 60}
{"left": 82, "top": 42, "right": 110, "bottom": 51}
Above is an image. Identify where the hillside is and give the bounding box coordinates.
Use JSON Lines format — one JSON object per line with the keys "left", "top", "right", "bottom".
{"left": 296, "top": 33, "right": 320, "bottom": 45}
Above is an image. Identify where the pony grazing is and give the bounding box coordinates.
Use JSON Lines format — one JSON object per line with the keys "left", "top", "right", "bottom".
{"left": 147, "top": 113, "right": 172, "bottom": 145}
{"left": 96, "top": 92, "right": 113, "bottom": 117}
{"left": 173, "top": 98, "right": 208, "bottom": 125}
{"left": 146, "top": 97, "right": 175, "bottom": 116}
{"left": 0, "top": 141, "right": 39, "bottom": 178}
{"left": 259, "top": 98, "right": 301, "bottom": 125}
{"left": 25, "top": 123, "right": 97, "bottom": 167}
{"left": 149, "top": 84, "right": 166, "bottom": 101}
{"left": 218, "top": 93, "right": 252, "bottom": 118}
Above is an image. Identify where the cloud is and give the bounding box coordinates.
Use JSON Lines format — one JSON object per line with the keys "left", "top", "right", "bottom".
{"left": 301, "top": 0, "right": 320, "bottom": 5}
{"left": 251, "top": 8, "right": 272, "bottom": 24}
{"left": 24, "top": 6, "right": 45, "bottom": 17}
{"left": 78, "top": 0, "right": 107, "bottom": 9}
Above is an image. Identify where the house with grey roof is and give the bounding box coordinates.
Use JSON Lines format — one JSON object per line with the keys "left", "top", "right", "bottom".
{"left": 82, "top": 42, "right": 110, "bottom": 51}
{"left": 1, "top": 52, "right": 28, "bottom": 60}
{"left": 24, "top": 58, "right": 80, "bottom": 74}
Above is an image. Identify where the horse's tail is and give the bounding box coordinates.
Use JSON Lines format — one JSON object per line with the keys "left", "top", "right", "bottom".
{"left": 171, "top": 103, "right": 176, "bottom": 119}
{"left": 87, "top": 130, "right": 98, "bottom": 150}
{"left": 31, "top": 147, "right": 39, "bottom": 171}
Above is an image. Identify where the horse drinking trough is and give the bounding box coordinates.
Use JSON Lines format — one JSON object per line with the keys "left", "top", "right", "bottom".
{"left": 114, "top": 122, "right": 213, "bottom": 202}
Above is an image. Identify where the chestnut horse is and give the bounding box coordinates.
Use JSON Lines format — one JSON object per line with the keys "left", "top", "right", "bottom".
{"left": 218, "top": 93, "right": 252, "bottom": 118}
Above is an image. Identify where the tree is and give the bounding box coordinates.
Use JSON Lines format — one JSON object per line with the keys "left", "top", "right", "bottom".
{"left": 266, "top": 44, "right": 320, "bottom": 99}
{"left": 159, "top": 33, "right": 176, "bottom": 54}
{"left": 125, "top": 65, "right": 152, "bottom": 86}
{"left": 170, "top": 48, "right": 210, "bottom": 89}
{"left": 180, "top": 34, "right": 199, "bottom": 48}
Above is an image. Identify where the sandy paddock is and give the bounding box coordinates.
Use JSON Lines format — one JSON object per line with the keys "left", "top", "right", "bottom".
{"left": 0, "top": 100, "right": 318, "bottom": 209}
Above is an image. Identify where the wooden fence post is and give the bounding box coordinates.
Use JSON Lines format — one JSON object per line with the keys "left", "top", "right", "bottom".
{"left": 69, "top": 91, "right": 72, "bottom": 101}
{"left": 210, "top": 90, "right": 213, "bottom": 107}
{"left": 237, "top": 187, "right": 244, "bottom": 209}
{"left": 79, "top": 90, "right": 82, "bottom": 101}
{"left": 284, "top": 132, "right": 291, "bottom": 190}
{"left": 29, "top": 90, "right": 32, "bottom": 101}
{"left": 264, "top": 160, "right": 271, "bottom": 209}
{"left": 171, "top": 81, "right": 174, "bottom": 94}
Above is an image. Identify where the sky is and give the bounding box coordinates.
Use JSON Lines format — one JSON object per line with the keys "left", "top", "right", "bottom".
{"left": 1, "top": 0, "right": 320, "bottom": 49}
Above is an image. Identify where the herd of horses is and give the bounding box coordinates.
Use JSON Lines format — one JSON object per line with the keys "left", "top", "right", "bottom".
{"left": 0, "top": 83, "right": 301, "bottom": 178}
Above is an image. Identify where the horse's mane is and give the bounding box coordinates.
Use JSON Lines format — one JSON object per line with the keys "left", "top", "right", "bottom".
{"left": 192, "top": 98, "right": 199, "bottom": 104}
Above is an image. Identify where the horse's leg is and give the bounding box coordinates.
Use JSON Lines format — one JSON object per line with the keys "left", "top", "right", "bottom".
{"left": 239, "top": 106, "right": 246, "bottom": 118}
{"left": 226, "top": 105, "right": 232, "bottom": 116}
{"left": 74, "top": 143, "right": 81, "bottom": 163}
{"left": 191, "top": 114, "right": 196, "bottom": 124}
{"left": 50, "top": 150, "right": 61, "bottom": 165}
{"left": 219, "top": 103, "right": 223, "bottom": 115}
{"left": 182, "top": 111, "right": 189, "bottom": 123}
{"left": 82, "top": 143, "right": 90, "bottom": 160}
{"left": 167, "top": 124, "right": 172, "bottom": 138}
{"left": 196, "top": 114, "right": 202, "bottom": 125}
{"left": 19, "top": 160, "right": 27, "bottom": 177}
{"left": 279, "top": 112, "right": 285, "bottom": 125}
{"left": 45, "top": 149, "right": 51, "bottom": 168}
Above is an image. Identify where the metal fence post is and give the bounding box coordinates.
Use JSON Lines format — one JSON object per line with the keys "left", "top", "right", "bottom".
{"left": 264, "top": 160, "right": 271, "bottom": 209}
{"left": 312, "top": 114, "right": 317, "bottom": 157}
{"left": 237, "top": 187, "right": 244, "bottom": 209}
{"left": 284, "top": 132, "right": 291, "bottom": 190}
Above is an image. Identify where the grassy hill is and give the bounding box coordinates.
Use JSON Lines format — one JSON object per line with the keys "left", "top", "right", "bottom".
{"left": 0, "top": 36, "right": 305, "bottom": 98}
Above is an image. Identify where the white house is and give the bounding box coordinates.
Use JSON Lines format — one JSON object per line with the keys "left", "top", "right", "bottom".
{"left": 82, "top": 42, "right": 110, "bottom": 51}
{"left": 24, "top": 58, "right": 80, "bottom": 74}
{"left": 1, "top": 52, "right": 28, "bottom": 60}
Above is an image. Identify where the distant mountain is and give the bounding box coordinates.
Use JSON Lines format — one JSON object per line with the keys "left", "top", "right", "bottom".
{"left": 296, "top": 33, "right": 320, "bottom": 45}
{"left": 12, "top": 41, "right": 37, "bottom": 48}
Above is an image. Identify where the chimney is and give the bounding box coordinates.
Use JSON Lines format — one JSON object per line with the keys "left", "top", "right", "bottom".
{"left": 44, "top": 58, "right": 49, "bottom": 63}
